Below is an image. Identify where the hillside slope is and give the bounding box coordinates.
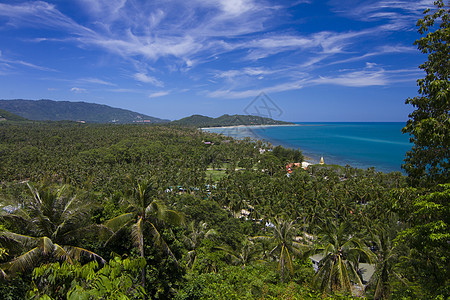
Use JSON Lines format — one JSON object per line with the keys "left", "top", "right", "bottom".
{"left": 0, "top": 109, "right": 29, "bottom": 122}
{"left": 0, "top": 99, "right": 169, "bottom": 124}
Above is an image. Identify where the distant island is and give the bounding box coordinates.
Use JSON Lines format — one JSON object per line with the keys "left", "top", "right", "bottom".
{"left": 0, "top": 99, "right": 169, "bottom": 124}
{"left": 171, "top": 114, "right": 294, "bottom": 127}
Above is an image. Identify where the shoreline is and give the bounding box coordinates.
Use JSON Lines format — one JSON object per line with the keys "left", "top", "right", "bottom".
{"left": 200, "top": 123, "right": 299, "bottom": 130}
{"left": 201, "top": 124, "right": 318, "bottom": 165}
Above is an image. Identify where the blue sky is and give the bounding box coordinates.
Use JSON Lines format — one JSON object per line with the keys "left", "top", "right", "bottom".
{"left": 0, "top": 0, "right": 434, "bottom": 121}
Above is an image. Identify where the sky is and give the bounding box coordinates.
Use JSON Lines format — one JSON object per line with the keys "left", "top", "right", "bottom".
{"left": 0, "top": 0, "right": 435, "bottom": 122}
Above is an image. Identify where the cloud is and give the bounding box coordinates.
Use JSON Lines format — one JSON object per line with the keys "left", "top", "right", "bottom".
{"left": 0, "top": 1, "right": 94, "bottom": 36}
{"left": 207, "top": 63, "right": 408, "bottom": 99}
{"left": 79, "top": 77, "right": 115, "bottom": 86}
{"left": 215, "top": 67, "right": 275, "bottom": 79}
{"left": 215, "top": 0, "right": 255, "bottom": 16}
{"left": 312, "top": 69, "right": 387, "bottom": 87}
{"left": 0, "top": 53, "right": 57, "bottom": 72}
{"left": 207, "top": 80, "right": 304, "bottom": 99}
{"left": 148, "top": 91, "right": 169, "bottom": 98}
{"left": 0, "top": 0, "right": 427, "bottom": 100}
{"left": 133, "top": 73, "right": 164, "bottom": 87}
{"left": 328, "top": 0, "right": 434, "bottom": 30}
{"left": 70, "top": 87, "right": 87, "bottom": 93}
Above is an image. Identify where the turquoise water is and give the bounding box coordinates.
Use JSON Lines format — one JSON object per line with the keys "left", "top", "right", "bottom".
{"left": 204, "top": 122, "right": 412, "bottom": 173}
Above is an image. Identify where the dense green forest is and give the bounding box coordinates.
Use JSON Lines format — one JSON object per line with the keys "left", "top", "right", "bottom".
{"left": 0, "top": 3, "right": 449, "bottom": 299}
{"left": 0, "top": 121, "right": 447, "bottom": 299}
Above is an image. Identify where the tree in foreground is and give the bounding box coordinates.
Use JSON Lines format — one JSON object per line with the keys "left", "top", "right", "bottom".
{"left": 395, "top": 184, "right": 450, "bottom": 298}
{"left": 27, "top": 255, "right": 146, "bottom": 299}
{"left": 0, "top": 183, "right": 105, "bottom": 274}
{"left": 252, "top": 218, "right": 307, "bottom": 282}
{"left": 104, "top": 178, "right": 184, "bottom": 287}
{"left": 402, "top": 0, "right": 450, "bottom": 186}
{"left": 312, "top": 221, "right": 375, "bottom": 295}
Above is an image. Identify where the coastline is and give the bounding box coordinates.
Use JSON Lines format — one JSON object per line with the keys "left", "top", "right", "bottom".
{"left": 202, "top": 122, "right": 409, "bottom": 172}
{"left": 199, "top": 123, "right": 299, "bottom": 130}
{"left": 201, "top": 123, "right": 317, "bottom": 165}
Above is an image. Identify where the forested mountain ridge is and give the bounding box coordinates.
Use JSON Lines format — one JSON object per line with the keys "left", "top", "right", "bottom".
{"left": 0, "top": 99, "right": 169, "bottom": 124}
{"left": 172, "top": 113, "right": 293, "bottom": 127}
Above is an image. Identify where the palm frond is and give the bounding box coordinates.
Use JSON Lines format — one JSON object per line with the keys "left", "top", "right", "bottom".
{"left": 60, "top": 224, "right": 114, "bottom": 243}
{"left": 64, "top": 245, "right": 105, "bottom": 264}
{"left": 104, "top": 222, "right": 132, "bottom": 248}
{"left": 131, "top": 217, "right": 145, "bottom": 257}
{"left": 39, "top": 236, "right": 54, "bottom": 255}
{"left": 61, "top": 195, "right": 79, "bottom": 219}
{"left": 0, "top": 268, "right": 6, "bottom": 280}
{"left": 105, "top": 213, "right": 134, "bottom": 232}
{"left": 6, "top": 246, "right": 41, "bottom": 273}
{"left": 1, "top": 231, "right": 37, "bottom": 247}
{"left": 281, "top": 245, "right": 294, "bottom": 274}
{"left": 53, "top": 243, "right": 72, "bottom": 264}
{"left": 249, "top": 235, "right": 272, "bottom": 241}
{"left": 145, "top": 200, "right": 163, "bottom": 219}
{"left": 160, "top": 209, "right": 185, "bottom": 226}
{"left": 148, "top": 221, "right": 178, "bottom": 265}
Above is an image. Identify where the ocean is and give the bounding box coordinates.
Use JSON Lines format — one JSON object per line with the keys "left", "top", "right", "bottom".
{"left": 203, "top": 122, "right": 412, "bottom": 173}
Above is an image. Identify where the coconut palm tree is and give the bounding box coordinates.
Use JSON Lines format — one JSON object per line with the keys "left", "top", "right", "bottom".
{"left": 312, "top": 220, "right": 375, "bottom": 294}
{"left": 182, "top": 221, "right": 216, "bottom": 269}
{"left": 104, "top": 178, "right": 184, "bottom": 286}
{"left": 0, "top": 183, "right": 105, "bottom": 274}
{"left": 366, "top": 219, "right": 405, "bottom": 300}
{"left": 215, "top": 238, "right": 262, "bottom": 268}
{"left": 252, "top": 218, "right": 307, "bottom": 281}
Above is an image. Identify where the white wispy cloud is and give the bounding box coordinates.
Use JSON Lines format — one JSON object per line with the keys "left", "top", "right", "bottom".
{"left": 313, "top": 70, "right": 387, "bottom": 87}
{"left": 148, "top": 91, "right": 170, "bottom": 98}
{"left": 0, "top": 1, "right": 94, "bottom": 36}
{"left": 79, "top": 77, "right": 115, "bottom": 86}
{"left": 329, "top": 0, "right": 434, "bottom": 30}
{"left": 207, "top": 79, "right": 305, "bottom": 99}
{"left": 133, "top": 73, "right": 164, "bottom": 87}
{"left": 0, "top": 52, "right": 57, "bottom": 72}
{"left": 215, "top": 67, "right": 276, "bottom": 79}
{"left": 70, "top": 87, "right": 87, "bottom": 93}
{"left": 206, "top": 61, "right": 415, "bottom": 98}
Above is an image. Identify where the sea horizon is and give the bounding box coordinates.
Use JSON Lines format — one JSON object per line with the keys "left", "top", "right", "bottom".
{"left": 203, "top": 121, "right": 411, "bottom": 173}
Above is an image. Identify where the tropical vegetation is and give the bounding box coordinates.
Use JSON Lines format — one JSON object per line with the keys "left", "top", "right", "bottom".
{"left": 0, "top": 2, "right": 448, "bottom": 299}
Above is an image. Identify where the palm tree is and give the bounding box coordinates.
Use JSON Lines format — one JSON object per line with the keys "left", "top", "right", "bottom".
{"left": 366, "top": 220, "right": 404, "bottom": 300}
{"left": 0, "top": 183, "right": 105, "bottom": 274}
{"left": 312, "top": 220, "right": 375, "bottom": 294}
{"left": 252, "top": 218, "right": 307, "bottom": 281}
{"left": 215, "top": 238, "right": 262, "bottom": 268}
{"left": 182, "top": 221, "right": 216, "bottom": 269}
{"left": 104, "top": 178, "right": 184, "bottom": 286}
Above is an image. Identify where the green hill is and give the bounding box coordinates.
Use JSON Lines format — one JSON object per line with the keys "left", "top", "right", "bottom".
{"left": 171, "top": 114, "right": 293, "bottom": 127}
{"left": 0, "top": 109, "right": 28, "bottom": 122}
{"left": 0, "top": 99, "right": 169, "bottom": 124}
